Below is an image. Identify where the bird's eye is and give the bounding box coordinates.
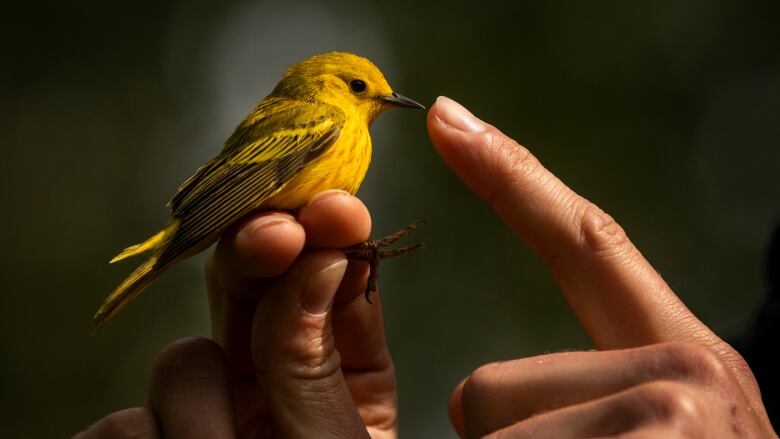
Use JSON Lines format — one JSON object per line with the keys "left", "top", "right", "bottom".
{"left": 349, "top": 79, "right": 366, "bottom": 93}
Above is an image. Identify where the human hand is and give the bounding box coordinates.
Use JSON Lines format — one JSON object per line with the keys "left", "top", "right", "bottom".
{"left": 427, "top": 96, "right": 777, "bottom": 438}
{"left": 76, "top": 192, "right": 397, "bottom": 438}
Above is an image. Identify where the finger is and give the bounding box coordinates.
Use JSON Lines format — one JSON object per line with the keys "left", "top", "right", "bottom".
{"left": 614, "top": 425, "right": 691, "bottom": 439}
{"left": 427, "top": 96, "right": 719, "bottom": 351}
{"left": 332, "top": 261, "right": 387, "bottom": 369}
{"left": 298, "top": 190, "right": 372, "bottom": 248}
{"left": 331, "top": 260, "right": 398, "bottom": 436}
{"left": 209, "top": 210, "right": 305, "bottom": 296}
{"left": 299, "top": 192, "right": 391, "bottom": 385}
{"left": 299, "top": 191, "right": 384, "bottom": 389}
{"left": 74, "top": 407, "right": 160, "bottom": 439}
{"left": 206, "top": 211, "right": 305, "bottom": 377}
{"left": 252, "top": 250, "right": 370, "bottom": 438}
{"left": 457, "top": 342, "right": 742, "bottom": 437}
{"left": 482, "top": 381, "right": 710, "bottom": 439}
{"left": 148, "top": 337, "right": 235, "bottom": 439}
{"left": 449, "top": 379, "right": 467, "bottom": 438}
{"left": 206, "top": 191, "right": 371, "bottom": 425}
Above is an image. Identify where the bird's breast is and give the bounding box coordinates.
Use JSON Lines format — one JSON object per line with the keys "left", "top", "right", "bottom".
{"left": 264, "top": 121, "right": 372, "bottom": 210}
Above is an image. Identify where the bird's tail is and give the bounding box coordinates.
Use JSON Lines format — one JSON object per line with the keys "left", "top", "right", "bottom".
{"left": 110, "top": 220, "right": 179, "bottom": 263}
{"left": 94, "top": 220, "right": 180, "bottom": 332}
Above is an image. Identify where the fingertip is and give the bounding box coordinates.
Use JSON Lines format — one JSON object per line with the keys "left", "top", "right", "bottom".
{"left": 299, "top": 190, "right": 371, "bottom": 247}
{"left": 427, "top": 97, "right": 538, "bottom": 205}
{"left": 219, "top": 211, "right": 305, "bottom": 278}
{"left": 427, "top": 96, "right": 465, "bottom": 151}
{"left": 449, "top": 379, "right": 467, "bottom": 438}
{"left": 151, "top": 337, "right": 229, "bottom": 389}
{"left": 253, "top": 249, "right": 348, "bottom": 326}
{"left": 300, "top": 252, "right": 349, "bottom": 315}
{"left": 428, "top": 96, "right": 487, "bottom": 134}
{"left": 149, "top": 337, "right": 235, "bottom": 438}
{"left": 426, "top": 96, "right": 445, "bottom": 130}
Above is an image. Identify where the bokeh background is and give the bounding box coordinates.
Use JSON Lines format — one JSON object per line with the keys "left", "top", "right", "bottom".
{"left": 2, "top": 1, "right": 779, "bottom": 437}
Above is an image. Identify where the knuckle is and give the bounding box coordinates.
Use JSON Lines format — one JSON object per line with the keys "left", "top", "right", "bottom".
{"left": 657, "top": 342, "right": 733, "bottom": 385}
{"left": 290, "top": 334, "right": 341, "bottom": 379}
{"left": 702, "top": 340, "right": 758, "bottom": 388}
{"left": 94, "top": 408, "right": 159, "bottom": 439}
{"left": 578, "top": 202, "right": 629, "bottom": 255}
{"left": 719, "top": 346, "right": 756, "bottom": 385}
{"left": 639, "top": 381, "right": 706, "bottom": 425}
{"left": 502, "top": 136, "right": 539, "bottom": 183}
{"left": 255, "top": 326, "right": 343, "bottom": 382}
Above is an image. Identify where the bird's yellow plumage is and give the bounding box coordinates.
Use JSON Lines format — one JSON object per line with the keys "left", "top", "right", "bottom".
{"left": 94, "top": 52, "right": 424, "bottom": 330}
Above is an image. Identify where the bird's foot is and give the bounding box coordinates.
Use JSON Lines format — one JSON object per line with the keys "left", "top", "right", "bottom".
{"left": 342, "top": 220, "right": 425, "bottom": 303}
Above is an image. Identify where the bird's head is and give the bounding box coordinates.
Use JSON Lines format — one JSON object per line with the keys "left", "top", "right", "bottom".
{"left": 271, "top": 52, "right": 424, "bottom": 125}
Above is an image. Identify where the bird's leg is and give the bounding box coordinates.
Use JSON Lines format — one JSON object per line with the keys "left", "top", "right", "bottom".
{"left": 342, "top": 220, "right": 425, "bottom": 303}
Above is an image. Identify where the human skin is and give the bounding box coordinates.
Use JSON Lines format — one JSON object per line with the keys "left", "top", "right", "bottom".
{"left": 76, "top": 97, "right": 777, "bottom": 438}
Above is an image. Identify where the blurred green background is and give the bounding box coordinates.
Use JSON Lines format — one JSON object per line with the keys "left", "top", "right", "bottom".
{"left": 2, "top": 1, "right": 779, "bottom": 437}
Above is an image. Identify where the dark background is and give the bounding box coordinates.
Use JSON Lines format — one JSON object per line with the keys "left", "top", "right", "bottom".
{"left": 2, "top": 1, "right": 779, "bottom": 437}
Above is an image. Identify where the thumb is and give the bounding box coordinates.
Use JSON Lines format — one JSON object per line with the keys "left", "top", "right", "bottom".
{"left": 251, "top": 250, "right": 369, "bottom": 439}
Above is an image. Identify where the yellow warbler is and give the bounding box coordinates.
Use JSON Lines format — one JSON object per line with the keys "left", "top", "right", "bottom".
{"left": 95, "top": 52, "right": 424, "bottom": 330}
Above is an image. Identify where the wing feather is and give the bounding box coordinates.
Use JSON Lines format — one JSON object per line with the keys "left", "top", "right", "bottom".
{"left": 157, "top": 99, "right": 344, "bottom": 266}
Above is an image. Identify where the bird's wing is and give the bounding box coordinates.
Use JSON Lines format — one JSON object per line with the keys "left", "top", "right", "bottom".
{"left": 158, "top": 99, "right": 344, "bottom": 264}
{"left": 169, "top": 98, "right": 343, "bottom": 211}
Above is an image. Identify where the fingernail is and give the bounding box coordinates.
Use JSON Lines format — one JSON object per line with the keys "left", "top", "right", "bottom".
{"left": 435, "top": 96, "right": 486, "bottom": 132}
{"left": 302, "top": 259, "right": 348, "bottom": 314}
{"left": 239, "top": 214, "right": 293, "bottom": 241}
{"left": 308, "top": 190, "right": 351, "bottom": 208}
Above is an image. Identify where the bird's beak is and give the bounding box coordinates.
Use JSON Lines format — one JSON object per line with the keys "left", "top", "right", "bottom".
{"left": 381, "top": 92, "right": 426, "bottom": 109}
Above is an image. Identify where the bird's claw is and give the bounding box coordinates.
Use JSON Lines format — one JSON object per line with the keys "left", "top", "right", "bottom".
{"left": 342, "top": 220, "right": 426, "bottom": 303}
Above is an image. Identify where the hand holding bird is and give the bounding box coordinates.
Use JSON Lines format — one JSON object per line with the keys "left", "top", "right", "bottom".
{"left": 95, "top": 52, "right": 425, "bottom": 330}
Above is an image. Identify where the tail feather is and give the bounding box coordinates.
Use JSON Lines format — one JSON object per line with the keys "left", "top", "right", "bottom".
{"left": 93, "top": 256, "right": 164, "bottom": 332}
{"left": 95, "top": 220, "right": 180, "bottom": 332}
{"left": 110, "top": 220, "right": 179, "bottom": 263}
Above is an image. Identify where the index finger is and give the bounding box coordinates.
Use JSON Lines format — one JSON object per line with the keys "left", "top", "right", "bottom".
{"left": 426, "top": 97, "right": 742, "bottom": 364}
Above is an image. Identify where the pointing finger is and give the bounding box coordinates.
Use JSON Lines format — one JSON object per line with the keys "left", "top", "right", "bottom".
{"left": 426, "top": 97, "right": 752, "bottom": 382}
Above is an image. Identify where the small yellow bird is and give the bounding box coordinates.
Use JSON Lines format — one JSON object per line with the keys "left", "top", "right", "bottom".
{"left": 95, "top": 52, "right": 424, "bottom": 330}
